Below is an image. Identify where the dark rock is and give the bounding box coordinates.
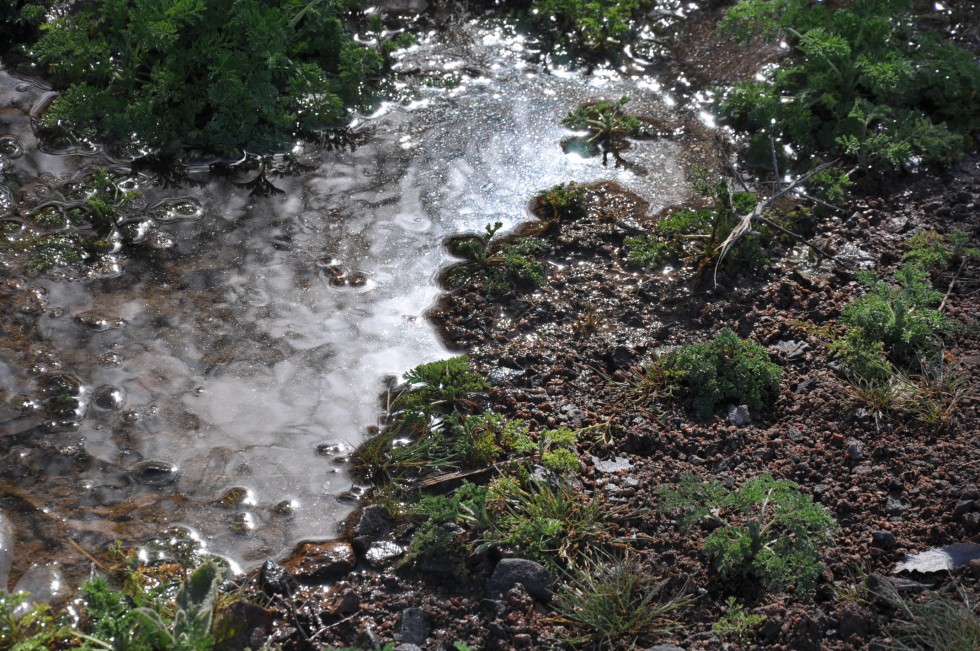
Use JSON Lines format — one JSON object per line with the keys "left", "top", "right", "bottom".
{"left": 838, "top": 603, "right": 873, "bottom": 641}
{"left": 487, "top": 366, "right": 524, "bottom": 385}
{"left": 93, "top": 385, "right": 126, "bottom": 410}
{"left": 795, "top": 377, "right": 818, "bottom": 393}
{"left": 846, "top": 438, "right": 864, "bottom": 461}
{"left": 788, "top": 612, "right": 826, "bottom": 651}
{"left": 488, "top": 558, "right": 553, "bottom": 603}
{"left": 646, "top": 646, "right": 685, "bottom": 651}
{"left": 282, "top": 541, "right": 356, "bottom": 583}
{"left": 394, "top": 645, "right": 423, "bottom": 651}
{"left": 343, "top": 504, "right": 392, "bottom": 555}
{"left": 761, "top": 617, "right": 782, "bottom": 643}
{"left": 396, "top": 607, "right": 431, "bottom": 646}
{"left": 787, "top": 426, "right": 805, "bottom": 443}
{"left": 259, "top": 560, "right": 298, "bottom": 596}
{"left": 871, "top": 531, "right": 897, "bottom": 550}
{"left": 953, "top": 499, "right": 976, "bottom": 518}
{"left": 609, "top": 345, "right": 634, "bottom": 370}
{"left": 328, "top": 589, "right": 359, "bottom": 616}
{"left": 213, "top": 600, "right": 273, "bottom": 651}
{"left": 886, "top": 496, "right": 906, "bottom": 516}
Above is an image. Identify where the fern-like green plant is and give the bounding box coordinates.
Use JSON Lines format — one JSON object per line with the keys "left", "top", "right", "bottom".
{"left": 660, "top": 474, "right": 836, "bottom": 592}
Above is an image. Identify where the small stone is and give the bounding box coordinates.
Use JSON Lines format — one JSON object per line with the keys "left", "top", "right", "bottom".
{"left": 259, "top": 560, "right": 298, "bottom": 596}
{"left": 838, "top": 602, "right": 873, "bottom": 641}
{"left": 364, "top": 540, "right": 404, "bottom": 566}
{"left": 488, "top": 558, "right": 553, "bottom": 603}
{"left": 332, "top": 590, "right": 360, "bottom": 615}
{"left": 343, "top": 505, "right": 391, "bottom": 555}
{"left": 795, "top": 377, "right": 818, "bottom": 393}
{"left": 395, "top": 607, "right": 430, "bottom": 646}
{"left": 871, "top": 531, "right": 897, "bottom": 550}
{"left": 846, "top": 438, "right": 864, "bottom": 461}
{"left": 787, "top": 426, "right": 805, "bottom": 442}
{"left": 394, "top": 645, "right": 423, "bottom": 651}
{"left": 886, "top": 496, "right": 906, "bottom": 516}
{"left": 728, "top": 404, "right": 751, "bottom": 426}
{"left": 953, "top": 499, "right": 976, "bottom": 518}
{"left": 281, "top": 541, "right": 356, "bottom": 583}
{"left": 93, "top": 385, "right": 126, "bottom": 410}
{"left": 646, "top": 646, "right": 685, "bottom": 651}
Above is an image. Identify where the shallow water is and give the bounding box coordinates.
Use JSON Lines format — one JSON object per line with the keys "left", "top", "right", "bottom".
{"left": 0, "top": 19, "right": 689, "bottom": 578}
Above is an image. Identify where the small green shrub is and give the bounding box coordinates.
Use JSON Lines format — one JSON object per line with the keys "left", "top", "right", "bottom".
{"left": 445, "top": 224, "right": 549, "bottom": 295}
{"left": 404, "top": 482, "right": 490, "bottom": 568}
{"left": 391, "top": 356, "right": 489, "bottom": 427}
{"left": 712, "top": 596, "right": 767, "bottom": 644}
{"left": 659, "top": 474, "right": 836, "bottom": 592}
{"left": 0, "top": 591, "right": 64, "bottom": 651}
{"left": 836, "top": 265, "right": 946, "bottom": 372}
{"left": 562, "top": 96, "right": 654, "bottom": 143}
{"left": 445, "top": 410, "right": 534, "bottom": 466}
{"left": 902, "top": 229, "right": 979, "bottom": 272}
{"left": 655, "top": 328, "right": 782, "bottom": 417}
{"left": 528, "top": 0, "right": 641, "bottom": 60}
{"left": 718, "top": 0, "right": 979, "bottom": 172}
{"left": 533, "top": 183, "right": 586, "bottom": 225}
{"left": 20, "top": 0, "right": 401, "bottom": 156}
{"left": 540, "top": 427, "right": 580, "bottom": 475}
{"left": 554, "top": 552, "right": 688, "bottom": 648}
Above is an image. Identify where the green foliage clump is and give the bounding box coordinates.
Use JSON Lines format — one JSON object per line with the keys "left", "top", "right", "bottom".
{"left": 446, "top": 223, "right": 549, "bottom": 295}
{"left": 901, "top": 229, "right": 980, "bottom": 273}
{"left": 831, "top": 257, "right": 950, "bottom": 382}
{"left": 532, "top": 183, "right": 586, "bottom": 227}
{"left": 483, "top": 476, "right": 619, "bottom": 568}
{"left": 718, "top": 0, "right": 979, "bottom": 172}
{"left": 529, "top": 0, "right": 641, "bottom": 60}
{"left": 404, "top": 482, "right": 490, "bottom": 568}
{"left": 712, "top": 597, "right": 767, "bottom": 644}
{"left": 393, "top": 356, "right": 490, "bottom": 427}
{"left": 660, "top": 474, "right": 837, "bottom": 592}
{"left": 0, "top": 591, "right": 65, "bottom": 651}
{"left": 445, "top": 410, "right": 535, "bottom": 466}
{"left": 653, "top": 328, "right": 782, "bottom": 417}
{"left": 624, "top": 170, "right": 766, "bottom": 275}
{"left": 78, "top": 561, "right": 222, "bottom": 651}
{"left": 562, "top": 96, "right": 655, "bottom": 142}
{"left": 540, "top": 427, "right": 580, "bottom": 475}
{"left": 23, "top": 0, "right": 398, "bottom": 155}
